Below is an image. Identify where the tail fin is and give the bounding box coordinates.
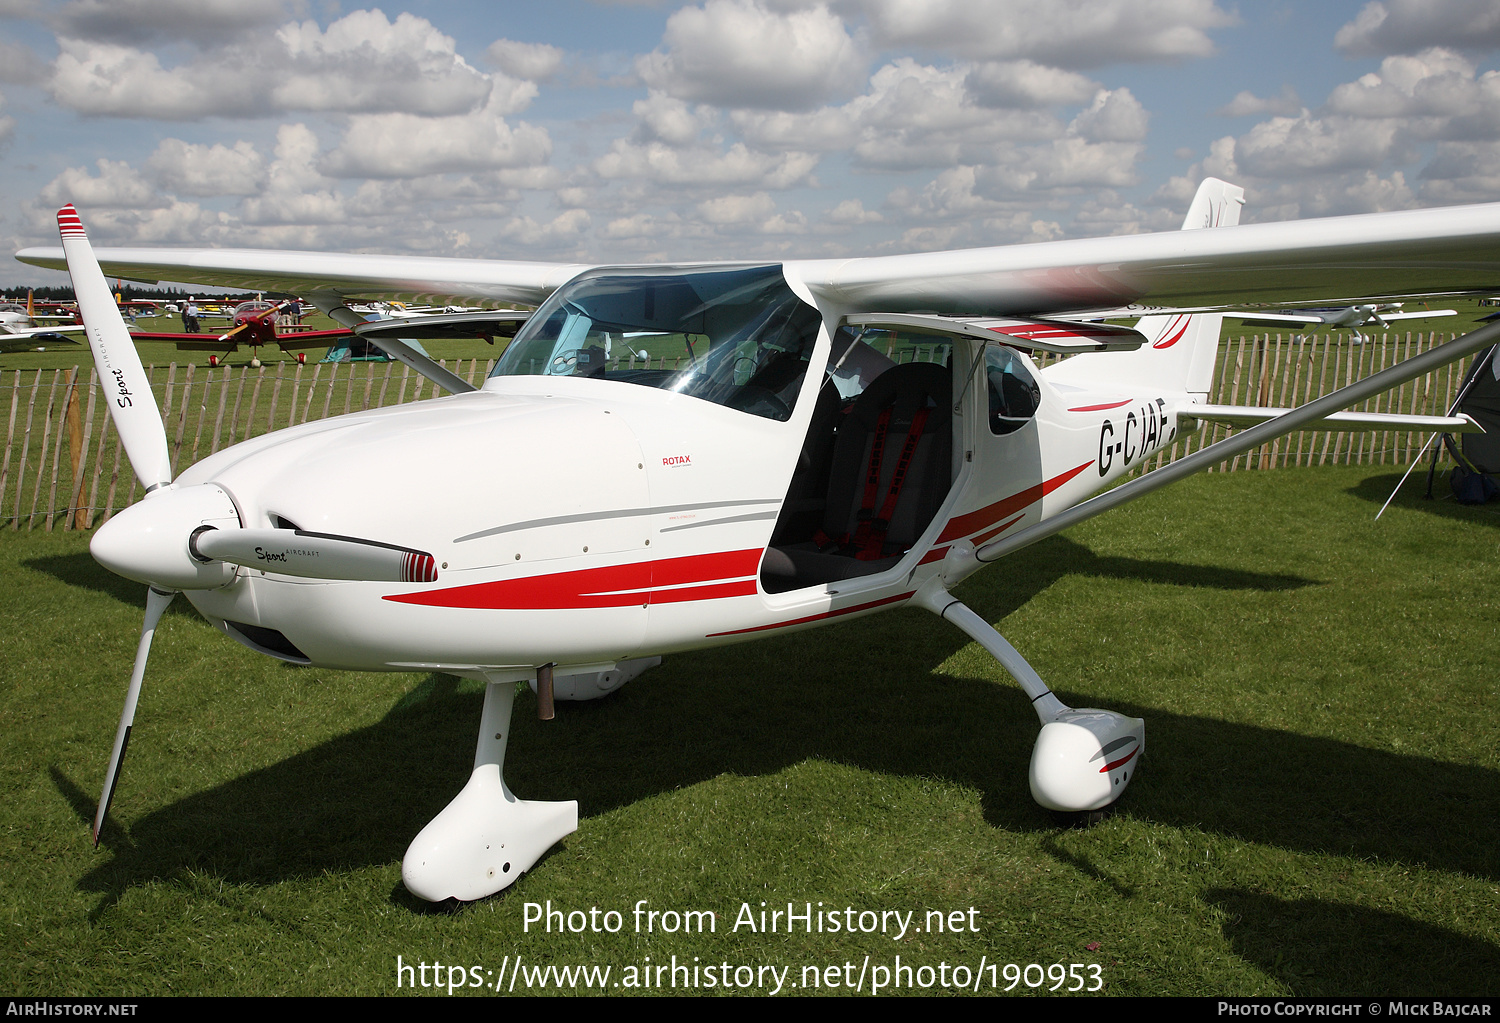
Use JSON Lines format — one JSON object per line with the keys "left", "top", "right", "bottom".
{"left": 1047, "top": 178, "right": 1244, "bottom": 400}
{"left": 1125, "top": 179, "right": 1243, "bottom": 398}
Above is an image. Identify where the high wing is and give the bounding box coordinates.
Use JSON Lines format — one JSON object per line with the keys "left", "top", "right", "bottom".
{"left": 12, "top": 247, "right": 594, "bottom": 309}
{"left": 788, "top": 202, "right": 1500, "bottom": 316}
{"left": 16, "top": 191, "right": 1500, "bottom": 315}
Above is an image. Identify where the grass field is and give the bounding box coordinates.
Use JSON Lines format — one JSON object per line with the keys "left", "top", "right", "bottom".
{"left": 1, "top": 463, "right": 1496, "bottom": 997}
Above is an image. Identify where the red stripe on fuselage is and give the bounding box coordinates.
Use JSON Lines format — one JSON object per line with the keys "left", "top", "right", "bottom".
{"left": 1067, "top": 400, "right": 1132, "bottom": 412}
{"left": 707, "top": 592, "right": 914, "bottom": 637}
{"left": 972, "top": 513, "right": 1025, "bottom": 546}
{"left": 936, "top": 460, "right": 1093, "bottom": 543}
{"left": 384, "top": 548, "right": 763, "bottom": 610}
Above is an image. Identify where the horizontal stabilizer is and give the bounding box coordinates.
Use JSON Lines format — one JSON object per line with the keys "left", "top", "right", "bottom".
{"left": 1188, "top": 404, "right": 1482, "bottom": 433}
{"left": 956, "top": 317, "right": 1500, "bottom": 575}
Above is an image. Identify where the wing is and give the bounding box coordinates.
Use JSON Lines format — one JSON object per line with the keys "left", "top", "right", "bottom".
{"left": 0, "top": 323, "right": 86, "bottom": 351}
{"left": 788, "top": 200, "right": 1500, "bottom": 316}
{"left": 12, "top": 246, "right": 593, "bottom": 308}
{"left": 15, "top": 187, "right": 1500, "bottom": 316}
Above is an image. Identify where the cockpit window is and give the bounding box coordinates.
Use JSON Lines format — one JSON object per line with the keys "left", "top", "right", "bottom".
{"left": 489, "top": 264, "right": 822, "bottom": 421}
{"left": 986, "top": 344, "right": 1041, "bottom": 435}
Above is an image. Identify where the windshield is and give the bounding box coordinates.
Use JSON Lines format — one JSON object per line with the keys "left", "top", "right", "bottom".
{"left": 489, "top": 264, "right": 822, "bottom": 421}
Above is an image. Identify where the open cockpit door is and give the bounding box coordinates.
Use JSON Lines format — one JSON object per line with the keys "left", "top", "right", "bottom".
{"left": 761, "top": 322, "right": 962, "bottom": 594}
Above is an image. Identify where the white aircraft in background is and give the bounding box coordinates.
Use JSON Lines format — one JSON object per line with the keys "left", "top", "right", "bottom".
{"left": 17, "top": 179, "right": 1500, "bottom": 902}
{"left": 1222, "top": 302, "right": 1459, "bottom": 341}
{"left": 0, "top": 300, "right": 86, "bottom": 352}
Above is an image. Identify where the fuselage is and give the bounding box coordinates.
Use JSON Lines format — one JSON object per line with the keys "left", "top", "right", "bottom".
{"left": 95, "top": 266, "right": 1192, "bottom": 683}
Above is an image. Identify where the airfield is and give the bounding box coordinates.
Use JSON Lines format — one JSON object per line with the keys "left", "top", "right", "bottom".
{"left": 1, "top": 319, "right": 1497, "bottom": 996}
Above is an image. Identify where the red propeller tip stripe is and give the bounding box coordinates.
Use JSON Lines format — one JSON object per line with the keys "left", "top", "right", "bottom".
{"left": 57, "top": 205, "right": 87, "bottom": 238}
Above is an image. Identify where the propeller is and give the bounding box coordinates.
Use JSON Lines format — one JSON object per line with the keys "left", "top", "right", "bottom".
{"left": 214, "top": 301, "right": 287, "bottom": 345}
{"left": 92, "top": 587, "right": 174, "bottom": 845}
{"left": 58, "top": 206, "right": 171, "bottom": 492}
{"left": 60, "top": 206, "right": 439, "bottom": 843}
{"left": 59, "top": 205, "right": 177, "bottom": 843}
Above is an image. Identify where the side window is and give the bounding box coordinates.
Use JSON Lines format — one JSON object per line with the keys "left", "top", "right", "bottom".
{"left": 986, "top": 345, "right": 1040, "bottom": 435}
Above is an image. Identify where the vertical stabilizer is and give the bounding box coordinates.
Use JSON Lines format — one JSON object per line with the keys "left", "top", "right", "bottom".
{"left": 1047, "top": 178, "right": 1244, "bottom": 401}
{"left": 1179, "top": 176, "right": 1245, "bottom": 231}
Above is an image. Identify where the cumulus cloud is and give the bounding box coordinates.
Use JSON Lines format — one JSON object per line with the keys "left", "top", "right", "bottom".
{"left": 696, "top": 191, "right": 776, "bottom": 225}
{"left": 486, "top": 38, "right": 564, "bottom": 82}
{"left": 982, "top": 137, "right": 1144, "bottom": 192}
{"left": 637, "top": 0, "right": 865, "bottom": 111}
{"left": 1322, "top": 49, "right": 1497, "bottom": 130}
{"left": 0, "top": 40, "right": 49, "bottom": 84}
{"left": 632, "top": 91, "right": 719, "bottom": 145}
{"left": 49, "top": 10, "right": 499, "bottom": 119}
{"left": 1069, "top": 87, "right": 1149, "bottom": 142}
{"left": 854, "top": 0, "right": 1235, "bottom": 69}
{"left": 38, "top": 158, "right": 164, "bottom": 208}
{"left": 1217, "top": 84, "right": 1302, "bottom": 118}
{"left": 1223, "top": 48, "right": 1500, "bottom": 186}
{"left": 51, "top": 0, "right": 290, "bottom": 45}
{"left": 1334, "top": 0, "right": 1500, "bottom": 56}
{"left": 964, "top": 61, "right": 1099, "bottom": 109}
{"left": 146, "top": 139, "right": 267, "bottom": 196}
{"left": 1233, "top": 114, "right": 1403, "bottom": 178}
{"left": 824, "top": 198, "right": 883, "bottom": 225}
{"left": 1197, "top": 41, "right": 1500, "bottom": 221}
{"left": 320, "top": 84, "right": 552, "bottom": 178}
{"left": 595, "top": 138, "right": 818, "bottom": 188}
{"left": 498, "top": 208, "right": 591, "bottom": 246}
{"left": 734, "top": 58, "right": 1064, "bottom": 167}
{"left": 1419, "top": 140, "right": 1500, "bottom": 202}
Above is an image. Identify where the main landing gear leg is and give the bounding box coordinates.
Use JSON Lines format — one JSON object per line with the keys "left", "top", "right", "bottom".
{"left": 913, "top": 579, "right": 1144, "bottom": 813}
{"left": 402, "top": 679, "right": 578, "bottom": 901}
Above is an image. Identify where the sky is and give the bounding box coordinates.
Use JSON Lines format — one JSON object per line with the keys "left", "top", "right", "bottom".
{"left": 1, "top": 0, "right": 1498, "bottom": 288}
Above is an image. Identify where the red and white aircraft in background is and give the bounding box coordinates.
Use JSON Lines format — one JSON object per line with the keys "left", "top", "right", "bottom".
{"left": 17, "top": 180, "right": 1500, "bottom": 902}
{"left": 0, "top": 294, "right": 87, "bottom": 352}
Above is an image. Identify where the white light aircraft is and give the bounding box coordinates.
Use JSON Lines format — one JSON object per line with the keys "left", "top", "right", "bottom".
{"left": 1222, "top": 302, "right": 1459, "bottom": 342}
{"left": 17, "top": 180, "right": 1500, "bottom": 902}
{"left": 0, "top": 300, "right": 86, "bottom": 352}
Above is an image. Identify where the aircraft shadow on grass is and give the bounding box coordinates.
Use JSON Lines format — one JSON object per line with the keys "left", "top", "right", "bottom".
{"left": 24, "top": 552, "right": 201, "bottom": 621}
{"left": 1347, "top": 471, "right": 1500, "bottom": 526}
{"left": 45, "top": 536, "right": 1496, "bottom": 917}
{"left": 1205, "top": 889, "right": 1500, "bottom": 996}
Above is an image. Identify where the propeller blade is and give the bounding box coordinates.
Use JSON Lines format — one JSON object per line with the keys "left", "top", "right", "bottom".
{"left": 57, "top": 206, "right": 173, "bottom": 491}
{"left": 94, "top": 587, "right": 176, "bottom": 846}
{"left": 191, "top": 527, "right": 438, "bottom": 583}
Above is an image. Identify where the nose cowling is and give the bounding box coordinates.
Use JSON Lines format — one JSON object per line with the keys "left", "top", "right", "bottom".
{"left": 90, "top": 483, "right": 241, "bottom": 591}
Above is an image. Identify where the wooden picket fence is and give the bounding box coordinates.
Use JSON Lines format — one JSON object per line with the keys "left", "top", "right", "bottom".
{"left": 0, "top": 332, "right": 1481, "bottom": 531}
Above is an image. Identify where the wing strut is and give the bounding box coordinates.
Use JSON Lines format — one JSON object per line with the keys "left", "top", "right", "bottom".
{"left": 947, "top": 318, "right": 1500, "bottom": 581}
{"left": 309, "top": 292, "right": 477, "bottom": 395}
